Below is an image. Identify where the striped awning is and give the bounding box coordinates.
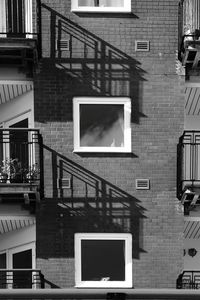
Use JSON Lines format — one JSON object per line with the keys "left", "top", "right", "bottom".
{"left": 0, "top": 216, "right": 35, "bottom": 235}
{"left": 185, "top": 87, "right": 200, "bottom": 115}
{"left": 0, "top": 82, "right": 33, "bottom": 105}
{"left": 184, "top": 218, "right": 200, "bottom": 239}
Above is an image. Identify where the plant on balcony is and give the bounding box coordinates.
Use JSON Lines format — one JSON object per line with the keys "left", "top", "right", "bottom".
{"left": 0, "top": 158, "right": 24, "bottom": 183}
{"left": 9, "top": 158, "right": 25, "bottom": 183}
{"left": 0, "top": 159, "right": 9, "bottom": 183}
{"left": 25, "top": 163, "right": 40, "bottom": 183}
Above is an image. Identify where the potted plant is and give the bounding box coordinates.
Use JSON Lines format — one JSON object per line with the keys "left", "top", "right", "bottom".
{"left": 9, "top": 158, "right": 24, "bottom": 183}
{"left": 0, "top": 158, "right": 10, "bottom": 183}
{"left": 25, "top": 163, "right": 40, "bottom": 183}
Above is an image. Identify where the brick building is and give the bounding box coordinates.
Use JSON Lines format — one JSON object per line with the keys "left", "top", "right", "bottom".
{"left": 0, "top": 0, "right": 198, "bottom": 289}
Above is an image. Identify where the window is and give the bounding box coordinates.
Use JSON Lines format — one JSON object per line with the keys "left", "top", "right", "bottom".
{"left": 73, "top": 97, "right": 131, "bottom": 153}
{"left": 75, "top": 233, "right": 132, "bottom": 288}
{"left": 71, "top": 0, "right": 131, "bottom": 13}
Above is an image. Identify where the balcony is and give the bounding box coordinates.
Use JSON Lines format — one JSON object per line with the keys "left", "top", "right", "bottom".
{"left": 177, "top": 271, "right": 200, "bottom": 289}
{"left": 0, "top": 269, "right": 44, "bottom": 289}
{"left": 177, "top": 131, "right": 200, "bottom": 196}
{"left": 0, "top": 128, "right": 43, "bottom": 208}
{"left": 0, "top": 0, "right": 41, "bottom": 71}
{"left": 179, "top": 33, "right": 200, "bottom": 76}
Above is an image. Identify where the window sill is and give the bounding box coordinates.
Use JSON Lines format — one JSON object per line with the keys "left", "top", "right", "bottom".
{"left": 71, "top": 9, "right": 132, "bottom": 13}
{"left": 73, "top": 148, "right": 132, "bottom": 153}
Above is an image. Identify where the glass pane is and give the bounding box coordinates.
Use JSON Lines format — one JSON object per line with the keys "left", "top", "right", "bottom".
{"left": 80, "top": 104, "right": 124, "bottom": 147}
{"left": 81, "top": 240, "right": 125, "bottom": 281}
{"left": 78, "top": 0, "right": 124, "bottom": 7}
{"left": 13, "top": 249, "right": 32, "bottom": 288}
{"left": 0, "top": 253, "right": 6, "bottom": 288}
{"left": 9, "top": 118, "right": 29, "bottom": 171}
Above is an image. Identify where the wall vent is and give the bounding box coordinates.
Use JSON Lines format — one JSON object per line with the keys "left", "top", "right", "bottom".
{"left": 135, "top": 40, "right": 150, "bottom": 52}
{"left": 57, "top": 39, "right": 70, "bottom": 51}
{"left": 58, "top": 178, "right": 71, "bottom": 189}
{"left": 136, "top": 179, "right": 150, "bottom": 190}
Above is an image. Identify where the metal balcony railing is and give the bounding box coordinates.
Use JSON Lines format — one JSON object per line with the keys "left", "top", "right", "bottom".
{"left": 177, "top": 131, "right": 200, "bottom": 199}
{"left": 0, "top": 269, "right": 44, "bottom": 289}
{"left": 0, "top": 128, "right": 43, "bottom": 189}
{"left": 0, "top": 0, "right": 41, "bottom": 38}
{"left": 177, "top": 271, "right": 200, "bottom": 289}
{"left": 0, "top": 0, "right": 42, "bottom": 62}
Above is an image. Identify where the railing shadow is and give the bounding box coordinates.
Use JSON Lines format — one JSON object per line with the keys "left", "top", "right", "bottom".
{"left": 37, "top": 145, "right": 146, "bottom": 260}
{"left": 35, "top": 4, "right": 146, "bottom": 124}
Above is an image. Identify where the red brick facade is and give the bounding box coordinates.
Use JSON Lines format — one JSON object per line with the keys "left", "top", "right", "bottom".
{"left": 35, "top": 0, "right": 185, "bottom": 288}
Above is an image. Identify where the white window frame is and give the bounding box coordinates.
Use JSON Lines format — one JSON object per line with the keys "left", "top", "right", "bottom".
{"left": 73, "top": 97, "right": 131, "bottom": 153}
{"left": 75, "top": 233, "right": 132, "bottom": 288}
{"left": 71, "top": 0, "right": 131, "bottom": 13}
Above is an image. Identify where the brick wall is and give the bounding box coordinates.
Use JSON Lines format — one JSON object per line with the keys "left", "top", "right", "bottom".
{"left": 35, "top": 0, "right": 185, "bottom": 288}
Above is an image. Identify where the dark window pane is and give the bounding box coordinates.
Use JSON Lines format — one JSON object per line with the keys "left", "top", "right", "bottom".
{"left": 13, "top": 249, "right": 32, "bottom": 288}
{"left": 81, "top": 240, "right": 125, "bottom": 281}
{"left": 80, "top": 104, "right": 124, "bottom": 147}
{"left": 0, "top": 253, "right": 6, "bottom": 288}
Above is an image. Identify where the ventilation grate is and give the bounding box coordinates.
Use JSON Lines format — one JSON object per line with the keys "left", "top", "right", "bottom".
{"left": 135, "top": 40, "right": 150, "bottom": 52}
{"left": 136, "top": 179, "right": 150, "bottom": 190}
{"left": 58, "top": 178, "right": 71, "bottom": 189}
{"left": 57, "top": 39, "right": 70, "bottom": 51}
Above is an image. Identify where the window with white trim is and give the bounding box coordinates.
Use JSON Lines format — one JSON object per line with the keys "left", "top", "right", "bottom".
{"left": 73, "top": 97, "right": 131, "bottom": 153}
{"left": 75, "top": 233, "right": 132, "bottom": 288}
{"left": 71, "top": 0, "right": 131, "bottom": 13}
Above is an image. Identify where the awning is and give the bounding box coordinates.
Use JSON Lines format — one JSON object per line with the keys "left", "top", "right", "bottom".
{"left": 0, "top": 81, "right": 33, "bottom": 105}
{"left": 0, "top": 216, "right": 35, "bottom": 234}
{"left": 184, "top": 218, "right": 200, "bottom": 239}
{"left": 185, "top": 86, "right": 200, "bottom": 115}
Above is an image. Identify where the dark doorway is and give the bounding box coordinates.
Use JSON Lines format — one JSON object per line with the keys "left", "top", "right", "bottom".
{"left": 9, "top": 118, "right": 29, "bottom": 170}
{"left": 13, "top": 249, "right": 32, "bottom": 288}
{"left": 7, "top": 0, "right": 25, "bottom": 37}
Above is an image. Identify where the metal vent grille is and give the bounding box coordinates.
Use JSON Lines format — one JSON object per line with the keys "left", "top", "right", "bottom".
{"left": 57, "top": 39, "right": 70, "bottom": 51}
{"left": 58, "top": 178, "right": 71, "bottom": 189}
{"left": 135, "top": 40, "right": 150, "bottom": 52}
{"left": 136, "top": 179, "right": 150, "bottom": 190}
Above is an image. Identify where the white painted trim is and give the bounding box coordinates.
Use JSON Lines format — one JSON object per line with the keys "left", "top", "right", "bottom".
{"left": 184, "top": 217, "right": 200, "bottom": 221}
{"left": 185, "top": 83, "right": 200, "bottom": 88}
{"left": 75, "top": 233, "right": 132, "bottom": 288}
{"left": 71, "top": 0, "right": 131, "bottom": 13}
{"left": 25, "top": 0, "right": 33, "bottom": 38}
{"left": 73, "top": 97, "right": 131, "bottom": 153}
{"left": 0, "top": 216, "right": 35, "bottom": 221}
{"left": 3, "top": 110, "right": 33, "bottom": 128}
{"left": 0, "top": 81, "right": 33, "bottom": 85}
{"left": 8, "top": 242, "right": 36, "bottom": 269}
{"left": 0, "top": 0, "right": 6, "bottom": 37}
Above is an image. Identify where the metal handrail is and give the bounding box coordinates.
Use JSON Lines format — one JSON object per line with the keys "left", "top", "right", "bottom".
{"left": 0, "top": 288, "right": 200, "bottom": 299}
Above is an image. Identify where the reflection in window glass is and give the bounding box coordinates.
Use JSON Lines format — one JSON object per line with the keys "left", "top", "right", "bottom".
{"left": 81, "top": 240, "right": 125, "bottom": 281}
{"left": 80, "top": 104, "right": 124, "bottom": 147}
{"left": 78, "top": 0, "right": 124, "bottom": 7}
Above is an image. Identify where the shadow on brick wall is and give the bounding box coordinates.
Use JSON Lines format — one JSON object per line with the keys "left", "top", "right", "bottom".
{"left": 37, "top": 145, "right": 146, "bottom": 260}
{"left": 34, "top": 4, "right": 146, "bottom": 124}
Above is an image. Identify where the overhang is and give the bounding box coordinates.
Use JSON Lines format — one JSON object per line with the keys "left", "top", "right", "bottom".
{"left": 0, "top": 216, "right": 35, "bottom": 235}
{"left": 0, "top": 81, "right": 33, "bottom": 105}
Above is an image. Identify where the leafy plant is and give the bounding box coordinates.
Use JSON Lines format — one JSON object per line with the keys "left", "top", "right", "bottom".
{"left": 25, "top": 163, "right": 40, "bottom": 181}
